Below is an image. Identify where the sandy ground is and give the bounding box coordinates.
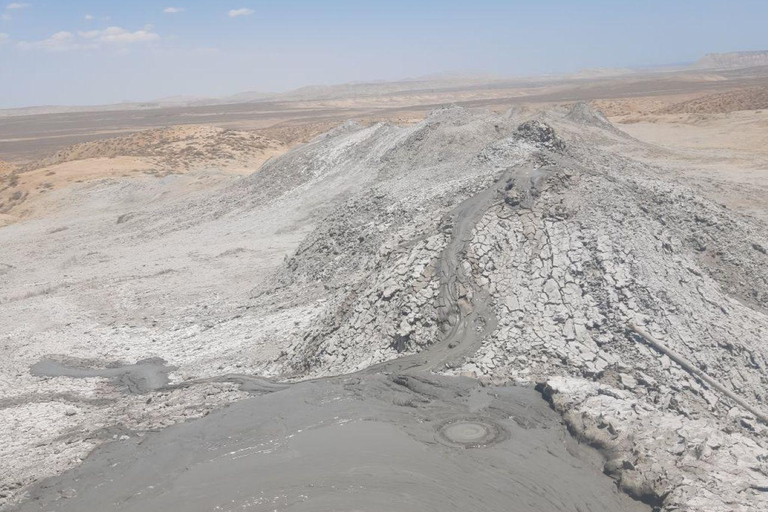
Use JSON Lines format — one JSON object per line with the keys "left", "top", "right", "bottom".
{"left": 611, "top": 110, "right": 768, "bottom": 222}
{"left": 615, "top": 111, "right": 768, "bottom": 156}
{"left": 0, "top": 125, "right": 288, "bottom": 225}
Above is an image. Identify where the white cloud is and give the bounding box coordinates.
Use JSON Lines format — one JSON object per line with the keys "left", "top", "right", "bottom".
{"left": 163, "top": 7, "right": 185, "bottom": 14}
{"left": 18, "top": 26, "right": 160, "bottom": 51}
{"left": 84, "top": 14, "right": 94, "bottom": 21}
{"left": 1, "top": 13, "right": 9, "bottom": 20}
{"left": 76, "top": 29, "right": 100, "bottom": 39}
{"left": 0, "top": 32, "right": 8, "bottom": 43}
{"left": 78, "top": 26, "right": 160, "bottom": 44}
{"left": 17, "top": 31, "right": 86, "bottom": 51}
{"left": 228, "top": 8, "right": 253, "bottom": 18}
{"left": 6, "top": 2, "right": 30, "bottom": 9}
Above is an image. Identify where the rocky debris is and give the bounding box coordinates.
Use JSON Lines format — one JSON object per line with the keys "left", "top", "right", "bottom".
{"left": 513, "top": 120, "right": 567, "bottom": 152}
{"left": 274, "top": 233, "right": 447, "bottom": 375}
{"left": 540, "top": 377, "right": 768, "bottom": 512}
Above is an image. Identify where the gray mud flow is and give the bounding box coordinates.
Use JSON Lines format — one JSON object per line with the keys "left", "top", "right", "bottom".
{"left": 14, "top": 375, "right": 648, "bottom": 512}
{"left": 366, "top": 165, "right": 529, "bottom": 375}
{"left": 30, "top": 357, "right": 175, "bottom": 394}
{"left": 29, "top": 357, "right": 290, "bottom": 395}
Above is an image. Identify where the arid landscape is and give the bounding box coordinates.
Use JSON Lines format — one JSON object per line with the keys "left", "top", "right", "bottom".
{"left": 2, "top": 49, "right": 768, "bottom": 512}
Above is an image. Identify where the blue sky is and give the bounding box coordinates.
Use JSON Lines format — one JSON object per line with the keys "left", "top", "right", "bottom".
{"left": 0, "top": 0, "right": 766, "bottom": 108}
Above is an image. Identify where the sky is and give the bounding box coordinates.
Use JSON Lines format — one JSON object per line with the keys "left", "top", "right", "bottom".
{"left": 0, "top": 0, "right": 766, "bottom": 108}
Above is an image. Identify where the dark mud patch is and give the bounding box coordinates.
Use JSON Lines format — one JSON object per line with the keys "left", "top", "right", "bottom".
{"left": 30, "top": 357, "right": 174, "bottom": 394}
{"left": 29, "top": 355, "right": 291, "bottom": 397}
{"left": 14, "top": 374, "right": 650, "bottom": 512}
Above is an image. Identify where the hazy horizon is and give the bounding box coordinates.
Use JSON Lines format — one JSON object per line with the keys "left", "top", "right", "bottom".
{"left": 1, "top": 0, "right": 767, "bottom": 109}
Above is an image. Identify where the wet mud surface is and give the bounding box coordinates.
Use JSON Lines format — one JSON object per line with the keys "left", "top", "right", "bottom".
{"left": 14, "top": 374, "right": 648, "bottom": 512}
{"left": 30, "top": 357, "right": 175, "bottom": 394}
{"left": 29, "top": 357, "right": 290, "bottom": 395}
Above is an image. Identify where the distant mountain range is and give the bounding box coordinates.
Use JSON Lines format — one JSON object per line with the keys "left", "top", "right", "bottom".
{"left": 694, "top": 50, "right": 768, "bottom": 69}
{"left": 2, "top": 50, "right": 767, "bottom": 116}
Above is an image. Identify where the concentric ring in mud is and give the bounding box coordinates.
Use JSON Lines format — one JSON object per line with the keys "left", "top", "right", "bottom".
{"left": 435, "top": 417, "right": 508, "bottom": 448}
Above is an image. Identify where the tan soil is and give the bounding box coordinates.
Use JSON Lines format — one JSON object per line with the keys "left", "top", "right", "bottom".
{"left": 658, "top": 86, "right": 768, "bottom": 114}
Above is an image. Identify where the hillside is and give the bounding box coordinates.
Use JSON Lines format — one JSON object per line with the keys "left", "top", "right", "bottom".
{"left": 24, "top": 125, "right": 284, "bottom": 172}
{"left": 695, "top": 50, "right": 768, "bottom": 69}
{"left": 659, "top": 86, "right": 768, "bottom": 114}
{"left": 0, "top": 125, "right": 286, "bottom": 223}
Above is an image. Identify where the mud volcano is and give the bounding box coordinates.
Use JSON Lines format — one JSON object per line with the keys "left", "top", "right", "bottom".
{"left": 6, "top": 105, "right": 768, "bottom": 512}
{"left": 436, "top": 417, "right": 507, "bottom": 448}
